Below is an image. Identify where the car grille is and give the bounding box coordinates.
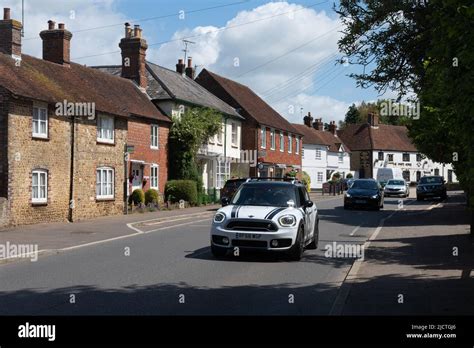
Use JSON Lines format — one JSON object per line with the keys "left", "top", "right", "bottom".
{"left": 225, "top": 219, "right": 278, "bottom": 232}
{"left": 232, "top": 240, "right": 267, "bottom": 248}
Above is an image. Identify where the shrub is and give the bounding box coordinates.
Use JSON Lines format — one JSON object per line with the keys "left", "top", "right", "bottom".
{"left": 346, "top": 173, "right": 353, "bottom": 179}
{"left": 145, "top": 189, "right": 159, "bottom": 205}
{"left": 302, "top": 171, "right": 311, "bottom": 192}
{"left": 165, "top": 180, "right": 198, "bottom": 205}
{"left": 129, "top": 189, "right": 145, "bottom": 206}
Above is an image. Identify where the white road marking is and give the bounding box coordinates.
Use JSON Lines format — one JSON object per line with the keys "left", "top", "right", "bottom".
{"left": 349, "top": 225, "right": 361, "bottom": 236}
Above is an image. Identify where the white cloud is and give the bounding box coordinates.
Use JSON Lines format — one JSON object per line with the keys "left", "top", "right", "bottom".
{"left": 3, "top": 0, "right": 126, "bottom": 65}
{"left": 273, "top": 93, "right": 350, "bottom": 124}
{"left": 152, "top": 1, "right": 347, "bottom": 124}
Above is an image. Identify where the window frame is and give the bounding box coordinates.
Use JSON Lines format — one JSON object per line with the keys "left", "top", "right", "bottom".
{"left": 32, "top": 169, "right": 48, "bottom": 204}
{"left": 32, "top": 106, "right": 48, "bottom": 139}
{"left": 317, "top": 172, "right": 323, "bottom": 183}
{"left": 96, "top": 167, "right": 115, "bottom": 200}
{"left": 231, "top": 122, "right": 238, "bottom": 147}
{"left": 295, "top": 136, "right": 300, "bottom": 155}
{"left": 150, "top": 164, "right": 159, "bottom": 190}
{"left": 288, "top": 133, "right": 293, "bottom": 153}
{"left": 270, "top": 128, "right": 275, "bottom": 150}
{"left": 97, "top": 114, "right": 115, "bottom": 144}
{"left": 378, "top": 151, "right": 384, "bottom": 161}
{"left": 402, "top": 153, "right": 410, "bottom": 162}
{"left": 150, "top": 124, "right": 159, "bottom": 149}
{"left": 279, "top": 131, "right": 284, "bottom": 152}
{"left": 388, "top": 154, "right": 394, "bottom": 162}
{"left": 338, "top": 152, "right": 344, "bottom": 163}
{"left": 261, "top": 126, "right": 266, "bottom": 149}
{"left": 315, "top": 148, "right": 322, "bottom": 160}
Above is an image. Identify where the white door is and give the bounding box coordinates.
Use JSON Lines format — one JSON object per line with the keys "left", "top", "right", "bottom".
{"left": 131, "top": 163, "right": 143, "bottom": 192}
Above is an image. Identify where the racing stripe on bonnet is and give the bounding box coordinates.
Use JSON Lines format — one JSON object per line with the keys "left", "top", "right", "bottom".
{"left": 266, "top": 207, "right": 286, "bottom": 220}
{"left": 231, "top": 205, "right": 239, "bottom": 218}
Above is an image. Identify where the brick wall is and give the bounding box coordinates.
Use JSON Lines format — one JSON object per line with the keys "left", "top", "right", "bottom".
{"left": 72, "top": 115, "right": 127, "bottom": 221}
{"left": 127, "top": 118, "right": 169, "bottom": 194}
{"left": 0, "top": 87, "right": 9, "bottom": 198}
{"left": 7, "top": 98, "right": 71, "bottom": 225}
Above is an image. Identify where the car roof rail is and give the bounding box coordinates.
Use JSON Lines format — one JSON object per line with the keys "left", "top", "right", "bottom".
{"left": 246, "top": 177, "right": 302, "bottom": 184}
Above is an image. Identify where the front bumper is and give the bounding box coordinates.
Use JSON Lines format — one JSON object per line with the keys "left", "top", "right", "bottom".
{"left": 384, "top": 189, "right": 407, "bottom": 196}
{"left": 210, "top": 222, "right": 298, "bottom": 251}
{"left": 344, "top": 196, "right": 380, "bottom": 208}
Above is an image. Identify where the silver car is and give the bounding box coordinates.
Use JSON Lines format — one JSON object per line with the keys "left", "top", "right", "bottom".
{"left": 384, "top": 179, "right": 409, "bottom": 198}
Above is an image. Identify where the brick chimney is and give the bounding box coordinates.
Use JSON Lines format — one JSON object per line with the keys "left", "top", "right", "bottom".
{"left": 176, "top": 58, "right": 185, "bottom": 75}
{"left": 367, "top": 112, "right": 379, "bottom": 127}
{"left": 303, "top": 112, "right": 313, "bottom": 127}
{"left": 312, "top": 118, "right": 324, "bottom": 131}
{"left": 119, "top": 23, "right": 148, "bottom": 89}
{"left": 0, "top": 8, "right": 22, "bottom": 59}
{"left": 328, "top": 121, "right": 337, "bottom": 135}
{"left": 39, "top": 21, "right": 73, "bottom": 66}
{"left": 185, "top": 57, "right": 195, "bottom": 79}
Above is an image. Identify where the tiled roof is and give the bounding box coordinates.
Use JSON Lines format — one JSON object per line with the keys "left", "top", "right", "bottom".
{"left": 292, "top": 124, "right": 345, "bottom": 152}
{"left": 337, "top": 123, "right": 418, "bottom": 152}
{"left": 94, "top": 63, "right": 242, "bottom": 119}
{"left": 195, "top": 69, "right": 302, "bottom": 135}
{"left": 0, "top": 54, "right": 169, "bottom": 122}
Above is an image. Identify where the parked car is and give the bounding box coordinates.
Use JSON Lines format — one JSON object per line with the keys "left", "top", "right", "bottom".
{"left": 416, "top": 176, "right": 447, "bottom": 201}
{"left": 220, "top": 178, "right": 247, "bottom": 206}
{"left": 211, "top": 179, "right": 319, "bottom": 261}
{"left": 344, "top": 179, "right": 384, "bottom": 210}
{"left": 384, "top": 179, "right": 409, "bottom": 198}
{"left": 341, "top": 178, "right": 354, "bottom": 190}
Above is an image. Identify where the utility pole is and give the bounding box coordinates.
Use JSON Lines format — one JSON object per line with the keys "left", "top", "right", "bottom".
{"left": 182, "top": 39, "right": 195, "bottom": 62}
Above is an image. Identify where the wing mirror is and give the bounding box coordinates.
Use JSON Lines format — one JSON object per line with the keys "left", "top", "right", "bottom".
{"left": 221, "top": 197, "right": 230, "bottom": 207}
{"left": 305, "top": 200, "right": 314, "bottom": 208}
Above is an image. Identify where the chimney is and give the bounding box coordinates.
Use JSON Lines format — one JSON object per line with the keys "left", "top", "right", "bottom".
{"left": 303, "top": 112, "right": 313, "bottom": 127}
{"left": 119, "top": 23, "right": 148, "bottom": 89}
{"left": 176, "top": 58, "right": 185, "bottom": 75}
{"left": 312, "top": 118, "right": 324, "bottom": 131}
{"left": 328, "top": 121, "right": 337, "bottom": 135}
{"left": 39, "top": 21, "right": 73, "bottom": 66}
{"left": 0, "top": 8, "right": 22, "bottom": 58}
{"left": 367, "top": 112, "right": 379, "bottom": 127}
{"left": 185, "top": 57, "right": 195, "bottom": 79}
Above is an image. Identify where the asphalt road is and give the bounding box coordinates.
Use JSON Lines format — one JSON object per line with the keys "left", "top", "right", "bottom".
{"left": 0, "top": 194, "right": 434, "bottom": 315}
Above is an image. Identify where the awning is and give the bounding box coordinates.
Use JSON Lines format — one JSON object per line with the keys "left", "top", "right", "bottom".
{"left": 276, "top": 164, "right": 287, "bottom": 169}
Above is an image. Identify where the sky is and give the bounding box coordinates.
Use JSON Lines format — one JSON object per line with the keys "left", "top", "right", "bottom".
{"left": 2, "top": 0, "right": 397, "bottom": 125}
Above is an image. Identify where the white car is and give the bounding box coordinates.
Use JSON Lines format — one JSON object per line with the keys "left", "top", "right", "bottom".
{"left": 210, "top": 180, "right": 319, "bottom": 261}
{"left": 384, "top": 179, "right": 409, "bottom": 198}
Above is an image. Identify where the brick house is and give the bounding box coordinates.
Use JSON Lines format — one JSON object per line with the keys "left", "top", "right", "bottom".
{"left": 292, "top": 113, "right": 351, "bottom": 189}
{"left": 94, "top": 24, "right": 243, "bottom": 191}
{"left": 0, "top": 9, "right": 169, "bottom": 226}
{"left": 195, "top": 69, "right": 303, "bottom": 178}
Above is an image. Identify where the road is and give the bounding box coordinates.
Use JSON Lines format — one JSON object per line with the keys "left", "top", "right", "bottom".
{"left": 0, "top": 193, "right": 440, "bottom": 315}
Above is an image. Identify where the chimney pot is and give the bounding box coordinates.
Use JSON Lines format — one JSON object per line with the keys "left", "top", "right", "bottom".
{"left": 58, "top": 23, "right": 65, "bottom": 30}
{"left": 48, "top": 20, "right": 55, "bottom": 30}
{"left": 187, "top": 57, "right": 192, "bottom": 67}
{"left": 303, "top": 112, "right": 313, "bottom": 127}
{"left": 185, "top": 57, "right": 195, "bottom": 79}
{"left": 4, "top": 8, "right": 10, "bottom": 20}
{"left": 312, "top": 118, "right": 324, "bottom": 131}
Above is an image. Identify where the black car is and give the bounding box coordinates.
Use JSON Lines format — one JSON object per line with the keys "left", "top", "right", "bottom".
{"left": 416, "top": 176, "right": 447, "bottom": 201}
{"left": 344, "top": 179, "right": 384, "bottom": 210}
{"left": 220, "top": 178, "right": 247, "bottom": 206}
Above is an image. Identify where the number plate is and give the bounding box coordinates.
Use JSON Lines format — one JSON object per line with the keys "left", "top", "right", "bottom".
{"left": 235, "top": 233, "right": 261, "bottom": 239}
{"left": 355, "top": 200, "right": 366, "bottom": 204}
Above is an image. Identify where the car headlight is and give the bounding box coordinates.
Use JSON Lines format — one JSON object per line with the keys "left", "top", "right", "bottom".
{"left": 278, "top": 215, "right": 296, "bottom": 227}
{"left": 345, "top": 193, "right": 351, "bottom": 198}
{"left": 213, "top": 212, "right": 226, "bottom": 223}
{"left": 371, "top": 194, "right": 379, "bottom": 199}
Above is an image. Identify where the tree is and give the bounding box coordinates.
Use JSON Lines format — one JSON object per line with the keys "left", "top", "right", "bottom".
{"left": 344, "top": 103, "right": 362, "bottom": 125}
{"left": 336, "top": 0, "right": 474, "bottom": 234}
{"left": 168, "top": 107, "right": 222, "bottom": 192}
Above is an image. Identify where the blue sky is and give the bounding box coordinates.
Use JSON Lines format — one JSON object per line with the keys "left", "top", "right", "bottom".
{"left": 6, "top": 0, "right": 391, "bottom": 123}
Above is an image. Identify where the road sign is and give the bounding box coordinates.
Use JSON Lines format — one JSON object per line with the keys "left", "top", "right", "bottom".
{"left": 126, "top": 145, "right": 135, "bottom": 154}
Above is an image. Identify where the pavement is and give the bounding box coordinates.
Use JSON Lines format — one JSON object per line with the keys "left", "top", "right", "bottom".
{"left": 0, "top": 189, "right": 471, "bottom": 315}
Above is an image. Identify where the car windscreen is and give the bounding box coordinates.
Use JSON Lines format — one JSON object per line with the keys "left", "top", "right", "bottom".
{"left": 350, "top": 180, "right": 378, "bottom": 190}
{"left": 231, "top": 184, "right": 297, "bottom": 207}
{"left": 387, "top": 180, "right": 405, "bottom": 185}
{"left": 419, "top": 177, "right": 443, "bottom": 184}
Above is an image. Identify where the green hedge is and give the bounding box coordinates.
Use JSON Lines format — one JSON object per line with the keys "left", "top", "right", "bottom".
{"left": 129, "top": 189, "right": 145, "bottom": 206}
{"left": 165, "top": 180, "right": 198, "bottom": 205}
{"left": 302, "top": 171, "right": 311, "bottom": 192}
{"left": 145, "top": 189, "right": 159, "bottom": 205}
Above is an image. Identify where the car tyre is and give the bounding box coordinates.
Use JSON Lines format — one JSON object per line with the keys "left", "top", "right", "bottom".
{"left": 288, "top": 225, "right": 305, "bottom": 261}
{"left": 211, "top": 244, "right": 227, "bottom": 258}
{"left": 306, "top": 220, "right": 319, "bottom": 250}
{"left": 417, "top": 195, "right": 423, "bottom": 201}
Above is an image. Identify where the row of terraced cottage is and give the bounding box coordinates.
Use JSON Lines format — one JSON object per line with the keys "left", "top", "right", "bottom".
{"left": 0, "top": 9, "right": 456, "bottom": 227}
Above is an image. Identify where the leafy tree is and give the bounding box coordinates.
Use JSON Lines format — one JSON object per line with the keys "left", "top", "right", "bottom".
{"left": 344, "top": 103, "right": 362, "bottom": 125}
{"left": 168, "top": 107, "right": 222, "bottom": 193}
{"left": 336, "top": 0, "right": 474, "bottom": 234}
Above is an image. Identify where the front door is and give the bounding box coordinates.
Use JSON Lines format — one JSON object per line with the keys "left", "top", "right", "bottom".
{"left": 131, "top": 163, "right": 143, "bottom": 192}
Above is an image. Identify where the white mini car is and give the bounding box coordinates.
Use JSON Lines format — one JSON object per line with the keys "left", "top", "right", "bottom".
{"left": 210, "top": 179, "right": 319, "bottom": 261}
